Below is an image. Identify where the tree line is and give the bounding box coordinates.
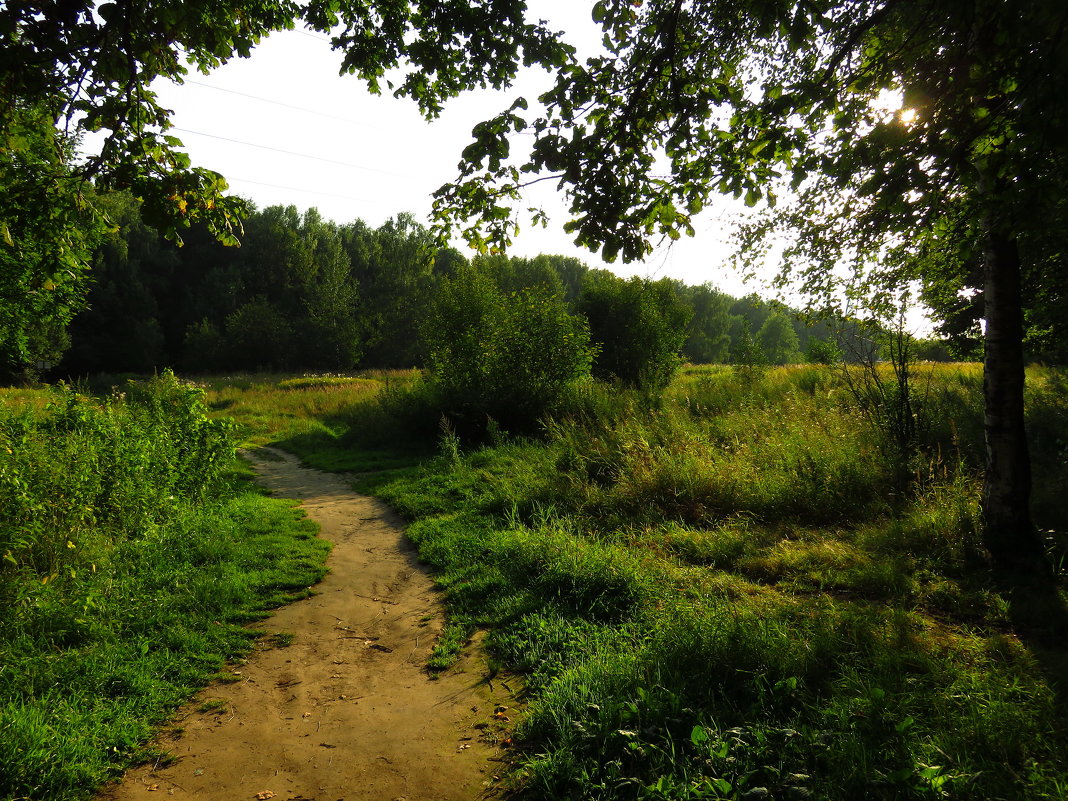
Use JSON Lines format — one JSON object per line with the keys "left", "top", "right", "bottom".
{"left": 39, "top": 193, "right": 955, "bottom": 381}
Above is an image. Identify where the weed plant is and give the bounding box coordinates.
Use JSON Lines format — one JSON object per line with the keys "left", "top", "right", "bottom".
{"left": 343, "top": 364, "right": 1067, "bottom": 800}
{"left": 186, "top": 365, "right": 1066, "bottom": 800}
{"left": 0, "top": 373, "right": 329, "bottom": 801}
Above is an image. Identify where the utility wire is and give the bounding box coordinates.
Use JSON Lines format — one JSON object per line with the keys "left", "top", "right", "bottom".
{"left": 294, "top": 28, "right": 332, "bottom": 42}
{"left": 226, "top": 175, "right": 386, "bottom": 206}
{"left": 182, "top": 78, "right": 397, "bottom": 131}
{"left": 170, "top": 126, "right": 419, "bottom": 180}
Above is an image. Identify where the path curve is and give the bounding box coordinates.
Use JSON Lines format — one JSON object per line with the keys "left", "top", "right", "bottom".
{"left": 100, "top": 447, "right": 513, "bottom": 801}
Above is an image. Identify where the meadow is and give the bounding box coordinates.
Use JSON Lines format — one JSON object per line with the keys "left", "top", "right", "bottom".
{"left": 0, "top": 374, "right": 329, "bottom": 800}
{"left": 203, "top": 363, "right": 1068, "bottom": 800}
{"left": 1, "top": 364, "right": 1065, "bottom": 800}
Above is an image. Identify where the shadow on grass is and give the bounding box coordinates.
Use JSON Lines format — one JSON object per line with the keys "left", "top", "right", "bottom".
{"left": 1003, "top": 568, "right": 1068, "bottom": 704}
{"left": 273, "top": 428, "right": 433, "bottom": 474}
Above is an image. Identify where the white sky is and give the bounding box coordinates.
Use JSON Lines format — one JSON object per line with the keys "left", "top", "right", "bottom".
{"left": 148, "top": 4, "right": 761, "bottom": 298}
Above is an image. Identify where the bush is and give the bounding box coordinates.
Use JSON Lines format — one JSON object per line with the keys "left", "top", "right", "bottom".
{"left": 805, "top": 336, "right": 842, "bottom": 365}
{"left": 0, "top": 371, "right": 235, "bottom": 596}
{"left": 422, "top": 266, "right": 594, "bottom": 435}
{"left": 579, "top": 275, "right": 692, "bottom": 394}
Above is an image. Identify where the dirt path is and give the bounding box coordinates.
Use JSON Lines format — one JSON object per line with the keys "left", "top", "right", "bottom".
{"left": 100, "top": 447, "right": 514, "bottom": 801}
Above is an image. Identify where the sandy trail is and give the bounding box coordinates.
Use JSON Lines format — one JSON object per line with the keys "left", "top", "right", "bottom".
{"left": 100, "top": 447, "right": 513, "bottom": 801}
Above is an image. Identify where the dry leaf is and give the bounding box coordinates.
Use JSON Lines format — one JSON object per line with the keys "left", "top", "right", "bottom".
{"left": 147, "top": 784, "right": 159, "bottom": 791}
{"left": 255, "top": 791, "right": 276, "bottom": 800}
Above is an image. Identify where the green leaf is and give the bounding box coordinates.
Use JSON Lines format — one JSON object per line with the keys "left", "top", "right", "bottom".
{"left": 711, "top": 777, "right": 732, "bottom": 794}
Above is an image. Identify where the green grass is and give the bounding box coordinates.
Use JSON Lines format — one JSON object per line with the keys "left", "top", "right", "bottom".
{"left": 9, "top": 364, "right": 1063, "bottom": 800}
{"left": 0, "top": 375, "right": 330, "bottom": 801}
{"left": 291, "top": 363, "right": 1067, "bottom": 800}
{"left": 199, "top": 370, "right": 433, "bottom": 470}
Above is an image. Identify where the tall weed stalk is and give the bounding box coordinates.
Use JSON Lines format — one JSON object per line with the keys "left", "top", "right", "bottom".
{"left": 0, "top": 371, "right": 235, "bottom": 616}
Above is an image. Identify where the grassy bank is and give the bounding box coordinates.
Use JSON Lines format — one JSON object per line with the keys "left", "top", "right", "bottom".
{"left": 233, "top": 364, "right": 1067, "bottom": 800}
{"left": 0, "top": 375, "right": 329, "bottom": 801}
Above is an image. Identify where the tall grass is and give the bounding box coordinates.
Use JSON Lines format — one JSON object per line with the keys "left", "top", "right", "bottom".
{"left": 158, "top": 364, "right": 1067, "bottom": 800}
{"left": 341, "top": 363, "right": 1067, "bottom": 800}
{"left": 1, "top": 373, "right": 235, "bottom": 591}
{"left": 199, "top": 371, "right": 431, "bottom": 471}
{"left": 0, "top": 373, "right": 329, "bottom": 801}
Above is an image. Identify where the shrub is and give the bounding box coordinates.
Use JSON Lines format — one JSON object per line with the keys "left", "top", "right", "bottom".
{"left": 0, "top": 371, "right": 235, "bottom": 596}
{"left": 805, "top": 336, "right": 842, "bottom": 365}
{"left": 579, "top": 274, "right": 692, "bottom": 394}
{"left": 422, "top": 266, "right": 594, "bottom": 435}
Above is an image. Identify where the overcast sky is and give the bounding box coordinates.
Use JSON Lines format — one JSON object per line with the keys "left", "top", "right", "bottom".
{"left": 148, "top": 4, "right": 761, "bottom": 297}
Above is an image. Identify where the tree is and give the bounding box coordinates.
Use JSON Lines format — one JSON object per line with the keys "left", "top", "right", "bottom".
{"left": 64, "top": 192, "right": 173, "bottom": 375}
{"left": 731, "top": 320, "right": 767, "bottom": 371}
{"left": 300, "top": 217, "right": 362, "bottom": 371}
{"left": 0, "top": 102, "right": 106, "bottom": 379}
{"left": 805, "top": 337, "right": 843, "bottom": 366}
{"left": 224, "top": 296, "right": 295, "bottom": 371}
{"left": 10, "top": 1, "right": 1063, "bottom": 570}
{"left": 344, "top": 213, "right": 439, "bottom": 367}
{"left": 434, "top": 0, "right": 1067, "bottom": 573}
{"left": 757, "top": 312, "right": 802, "bottom": 366}
{"left": 1, "top": 0, "right": 571, "bottom": 374}
{"left": 680, "top": 283, "right": 735, "bottom": 364}
{"left": 579, "top": 274, "right": 692, "bottom": 394}
{"left": 423, "top": 264, "right": 592, "bottom": 434}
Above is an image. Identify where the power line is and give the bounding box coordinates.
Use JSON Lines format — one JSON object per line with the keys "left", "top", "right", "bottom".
{"left": 225, "top": 175, "right": 384, "bottom": 206}
{"left": 182, "top": 78, "right": 393, "bottom": 130}
{"left": 294, "top": 28, "right": 332, "bottom": 43}
{"left": 170, "top": 126, "right": 419, "bottom": 179}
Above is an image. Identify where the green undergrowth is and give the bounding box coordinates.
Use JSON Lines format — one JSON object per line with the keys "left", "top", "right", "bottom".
{"left": 139, "top": 365, "right": 1067, "bottom": 800}
{"left": 347, "top": 365, "right": 1068, "bottom": 800}
{"left": 200, "top": 370, "right": 432, "bottom": 470}
{"left": 0, "top": 374, "right": 329, "bottom": 801}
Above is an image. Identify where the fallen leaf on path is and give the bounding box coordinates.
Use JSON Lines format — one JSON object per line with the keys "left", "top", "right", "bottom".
{"left": 254, "top": 792, "right": 275, "bottom": 800}
{"left": 147, "top": 784, "right": 159, "bottom": 791}
{"left": 302, "top": 712, "right": 312, "bottom": 718}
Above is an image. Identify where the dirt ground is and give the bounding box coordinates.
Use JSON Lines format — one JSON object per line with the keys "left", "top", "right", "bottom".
{"left": 99, "top": 447, "right": 517, "bottom": 801}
